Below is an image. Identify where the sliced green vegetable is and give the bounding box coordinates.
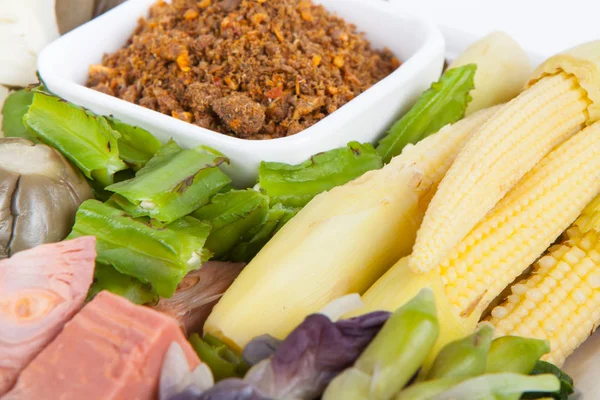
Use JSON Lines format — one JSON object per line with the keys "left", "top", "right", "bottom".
{"left": 258, "top": 142, "right": 383, "bottom": 207}
{"left": 428, "top": 324, "right": 494, "bottom": 380}
{"left": 192, "top": 189, "right": 269, "bottom": 258}
{"left": 87, "top": 263, "right": 157, "bottom": 305}
{"left": 189, "top": 333, "right": 249, "bottom": 381}
{"left": 486, "top": 336, "right": 550, "bottom": 375}
{"left": 431, "top": 373, "right": 559, "bottom": 400}
{"left": 108, "top": 118, "right": 162, "bottom": 171}
{"left": 23, "top": 93, "right": 128, "bottom": 187}
{"left": 105, "top": 140, "right": 231, "bottom": 224}
{"left": 323, "top": 288, "right": 439, "bottom": 400}
{"left": 2, "top": 90, "right": 35, "bottom": 141}
{"left": 395, "top": 377, "right": 462, "bottom": 400}
{"left": 376, "top": 64, "right": 477, "bottom": 163}
{"left": 522, "top": 360, "right": 575, "bottom": 400}
{"left": 229, "top": 203, "right": 299, "bottom": 262}
{"left": 69, "top": 200, "right": 212, "bottom": 297}
{"left": 357, "top": 288, "right": 439, "bottom": 399}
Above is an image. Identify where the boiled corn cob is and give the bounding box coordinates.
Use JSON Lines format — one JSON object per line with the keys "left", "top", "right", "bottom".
{"left": 488, "top": 193, "right": 600, "bottom": 366}
{"left": 358, "top": 120, "right": 600, "bottom": 365}
{"left": 204, "top": 107, "right": 499, "bottom": 350}
{"left": 409, "top": 41, "right": 600, "bottom": 274}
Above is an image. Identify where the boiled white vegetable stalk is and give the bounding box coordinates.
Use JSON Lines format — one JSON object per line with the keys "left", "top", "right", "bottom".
{"left": 0, "top": 0, "right": 60, "bottom": 87}
{"left": 449, "top": 31, "right": 531, "bottom": 115}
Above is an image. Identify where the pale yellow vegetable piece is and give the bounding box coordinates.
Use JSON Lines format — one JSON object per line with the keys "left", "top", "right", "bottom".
{"left": 359, "top": 120, "right": 600, "bottom": 366}
{"left": 204, "top": 107, "right": 499, "bottom": 350}
{"left": 409, "top": 41, "right": 600, "bottom": 274}
{"left": 449, "top": 31, "right": 532, "bottom": 115}
{"left": 489, "top": 190, "right": 600, "bottom": 367}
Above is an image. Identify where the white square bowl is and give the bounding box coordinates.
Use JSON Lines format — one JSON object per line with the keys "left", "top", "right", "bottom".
{"left": 38, "top": 0, "right": 444, "bottom": 186}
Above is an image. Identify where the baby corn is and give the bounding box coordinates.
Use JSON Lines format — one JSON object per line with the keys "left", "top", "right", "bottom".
{"left": 204, "top": 107, "right": 498, "bottom": 350}
{"left": 441, "top": 121, "right": 600, "bottom": 320}
{"left": 488, "top": 193, "right": 600, "bottom": 366}
{"left": 359, "top": 120, "right": 600, "bottom": 362}
{"left": 409, "top": 41, "right": 600, "bottom": 274}
{"left": 410, "top": 72, "right": 589, "bottom": 274}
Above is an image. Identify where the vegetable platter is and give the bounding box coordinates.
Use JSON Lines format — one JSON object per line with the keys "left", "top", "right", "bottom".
{"left": 0, "top": 0, "right": 599, "bottom": 399}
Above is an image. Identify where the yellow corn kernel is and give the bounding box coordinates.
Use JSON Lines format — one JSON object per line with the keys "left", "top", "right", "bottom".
{"left": 204, "top": 107, "right": 498, "bottom": 350}
{"left": 410, "top": 72, "right": 590, "bottom": 274}
{"left": 488, "top": 234, "right": 600, "bottom": 366}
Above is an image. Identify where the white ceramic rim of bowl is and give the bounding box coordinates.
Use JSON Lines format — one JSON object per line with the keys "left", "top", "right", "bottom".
{"left": 38, "top": 0, "right": 445, "bottom": 185}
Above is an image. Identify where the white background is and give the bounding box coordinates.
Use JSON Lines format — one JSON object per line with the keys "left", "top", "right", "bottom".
{"left": 389, "top": 0, "right": 600, "bottom": 57}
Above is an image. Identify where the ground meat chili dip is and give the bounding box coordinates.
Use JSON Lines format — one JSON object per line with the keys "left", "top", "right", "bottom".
{"left": 87, "top": 0, "right": 399, "bottom": 140}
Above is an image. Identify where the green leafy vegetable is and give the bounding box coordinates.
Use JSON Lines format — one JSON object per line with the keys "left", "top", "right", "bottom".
{"left": 192, "top": 189, "right": 269, "bottom": 258}
{"left": 2, "top": 90, "right": 35, "bottom": 140}
{"left": 108, "top": 118, "right": 162, "bottom": 171}
{"left": 23, "top": 93, "right": 128, "bottom": 187}
{"left": 87, "top": 263, "right": 157, "bottom": 305}
{"left": 258, "top": 142, "right": 383, "bottom": 207}
{"left": 522, "top": 360, "right": 575, "bottom": 400}
{"left": 189, "top": 333, "right": 249, "bottom": 381}
{"left": 106, "top": 140, "right": 231, "bottom": 224}
{"left": 69, "top": 200, "right": 212, "bottom": 297}
{"left": 229, "top": 202, "right": 299, "bottom": 262}
{"left": 376, "top": 64, "right": 477, "bottom": 163}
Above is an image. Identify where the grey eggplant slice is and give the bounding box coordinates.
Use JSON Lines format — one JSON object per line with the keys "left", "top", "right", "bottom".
{"left": 0, "top": 236, "right": 96, "bottom": 395}
{"left": 153, "top": 261, "right": 246, "bottom": 335}
{"left": 0, "top": 138, "right": 94, "bottom": 258}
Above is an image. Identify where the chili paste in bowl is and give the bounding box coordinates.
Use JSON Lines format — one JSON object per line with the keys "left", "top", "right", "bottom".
{"left": 87, "top": 0, "right": 399, "bottom": 140}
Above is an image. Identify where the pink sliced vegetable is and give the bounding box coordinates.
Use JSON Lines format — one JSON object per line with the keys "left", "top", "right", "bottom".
{"left": 0, "top": 236, "right": 96, "bottom": 395}
{"left": 153, "top": 261, "right": 245, "bottom": 335}
{"left": 4, "top": 290, "right": 200, "bottom": 400}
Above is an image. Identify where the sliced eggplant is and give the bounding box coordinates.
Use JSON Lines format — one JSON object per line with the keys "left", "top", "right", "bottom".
{"left": 0, "top": 138, "right": 93, "bottom": 258}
